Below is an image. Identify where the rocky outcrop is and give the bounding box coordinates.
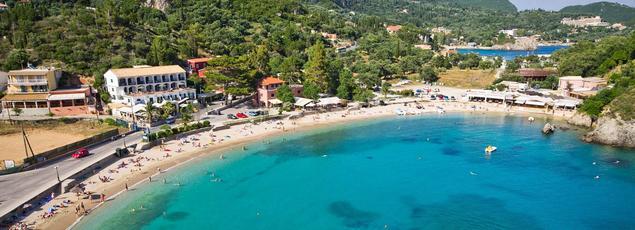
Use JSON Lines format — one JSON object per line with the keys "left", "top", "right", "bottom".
{"left": 144, "top": 0, "right": 170, "bottom": 11}
{"left": 583, "top": 115, "right": 635, "bottom": 148}
{"left": 567, "top": 112, "right": 593, "bottom": 128}
{"left": 542, "top": 123, "right": 556, "bottom": 135}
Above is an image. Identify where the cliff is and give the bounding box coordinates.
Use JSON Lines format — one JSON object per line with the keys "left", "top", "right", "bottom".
{"left": 583, "top": 115, "right": 635, "bottom": 148}
{"left": 582, "top": 87, "right": 635, "bottom": 148}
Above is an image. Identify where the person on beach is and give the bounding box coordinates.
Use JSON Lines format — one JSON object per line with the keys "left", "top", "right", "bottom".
{"left": 125, "top": 183, "right": 128, "bottom": 191}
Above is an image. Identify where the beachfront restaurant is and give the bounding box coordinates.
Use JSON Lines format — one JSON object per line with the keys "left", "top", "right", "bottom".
{"left": 294, "top": 97, "right": 316, "bottom": 109}
{"left": 465, "top": 90, "right": 514, "bottom": 103}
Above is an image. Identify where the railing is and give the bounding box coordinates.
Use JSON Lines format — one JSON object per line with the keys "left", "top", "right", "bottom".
{"left": 8, "top": 79, "right": 48, "bottom": 85}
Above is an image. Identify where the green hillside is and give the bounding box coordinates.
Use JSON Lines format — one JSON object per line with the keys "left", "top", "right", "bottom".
{"left": 447, "top": 0, "right": 517, "bottom": 12}
{"left": 561, "top": 2, "right": 635, "bottom": 25}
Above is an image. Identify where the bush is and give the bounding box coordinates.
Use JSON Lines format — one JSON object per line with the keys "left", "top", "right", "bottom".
{"left": 104, "top": 118, "right": 117, "bottom": 126}
{"left": 157, "top": 131, "right": 167, "bottom": 138}
{"left": 203, "top": 120, "right": 210, "bottom": 127}
{"left": 171, "top": 127, "right": 180, "bottom": 135}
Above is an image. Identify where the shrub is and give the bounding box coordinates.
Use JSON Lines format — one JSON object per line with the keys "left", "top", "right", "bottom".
{"left": 104, "top": 118, "right": 117, "bottom": 126}
{"left": 203, "top": 120, "right": 210, "bottom": 127}
{"left": 157, "top": 131, "right": 167, "bottom": 138}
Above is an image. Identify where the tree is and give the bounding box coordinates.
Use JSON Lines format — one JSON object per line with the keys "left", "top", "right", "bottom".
{"left": 3, "top": 49, "right": 29, "bottom": 71}
{"left": 248, "top": 45, "right": 270, "bottom": 73}
{"left": 419, "top": 66, "right": 439, "bottom": 82}
{"left": 180, "top": 105, "right": 193, "bottom": 124}
{"left": 142, "top": 103, "right": 156, "bottom": 122}
{"left": 147, "top": 36, "right": 176, "bottom": 66}
{"left": 353, "top": 87, "right": 375, "bottom": 103}
{"left": 161, "top": 102, "right": 175, "bottom": 119}
{"left": 205, "top": 56, "right": 255, "bottom": 103}
{"left": 304, "top": 41, "right": 327, "bottom": 91}
{"left": 381, "top": 82, "right": 391, "bottom": 98}
{"left": 336, "top": 69, "right": 354, "bottom": 100}
{"left": 276, "top": 84, "right": 295, "bottom": 103}
{"left": 303, "top": 82, "right": 320, "bottom": 100}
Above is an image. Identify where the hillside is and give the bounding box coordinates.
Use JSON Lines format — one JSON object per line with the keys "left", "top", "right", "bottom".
{"left": 447, "top": 0, "right": 517, "bottom": 12}
{"left": 327, "top": 0, "right": 517, "bottom": 12}
{"left": 560, "top": 2, "right": 635, "bottom": 25}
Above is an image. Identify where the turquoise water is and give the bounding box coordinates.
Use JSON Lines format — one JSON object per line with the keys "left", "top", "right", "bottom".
{"left": 75, "top": 114, "right": 635, "bottom": 230}
{"left": 458, "top": 45, "right": 569, "bottom": 60}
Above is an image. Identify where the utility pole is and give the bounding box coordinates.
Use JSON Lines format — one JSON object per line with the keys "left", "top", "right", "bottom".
{"left": 55, "top": 166, "right": 60, "bottom": 182}
{"left": 21, "top": 122, "right": 35, "bottom": 159}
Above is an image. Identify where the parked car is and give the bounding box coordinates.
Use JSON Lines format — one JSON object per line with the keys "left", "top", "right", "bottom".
{"left": 450, "top": 96, "right": 457, "bottom": 101}
{"left": 166, "top": 116, "right": 176, "bottom": 124}
{"left": 227, "top": 114, "right": 238, "bottom": 119}
{"left": 247, "top": 111, "right": 260, "bottom": 116}
{"left": 429, "top": 95, "right": 436, "bottom": 100}
{"left": 72, "top": 148, "right": 89, "bottom": 159}
{"left": 236, "top": 113, "right": 248, "bottom": 118}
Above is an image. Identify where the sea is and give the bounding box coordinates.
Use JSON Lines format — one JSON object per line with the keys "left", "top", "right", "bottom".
{"left": 74, "top": 114, "right": 635, "bottom": 230}
{"left": 457, "top": 45, "right": 569, "bottom": 60}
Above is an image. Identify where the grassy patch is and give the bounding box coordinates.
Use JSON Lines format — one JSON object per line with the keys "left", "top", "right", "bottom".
{"left": 438, "top": 69, "right": 496, "bottom": 89}
{"left": 608, "top": 87, "right": 635, "bottom": 121}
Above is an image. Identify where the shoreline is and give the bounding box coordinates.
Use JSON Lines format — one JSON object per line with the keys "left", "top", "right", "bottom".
{"left": 18, "top": 101, "right": 578, "bottom": 230}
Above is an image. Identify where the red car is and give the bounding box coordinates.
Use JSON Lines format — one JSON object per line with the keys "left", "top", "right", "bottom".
{"left": 236, "top": 113, "right": 248, "bottom": 119}
{"left": 72, "top": 148, "right": 89, "bottom": 159}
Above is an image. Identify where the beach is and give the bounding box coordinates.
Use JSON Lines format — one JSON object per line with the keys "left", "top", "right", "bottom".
{"left": 17, "top": 100, "right": 576, "bottom": 230}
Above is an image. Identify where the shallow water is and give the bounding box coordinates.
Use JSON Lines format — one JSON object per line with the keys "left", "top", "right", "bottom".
{"left": 75, "top": 114, "right": 635, "bottom": 230}
{"left": 457, "top": 45, "right": 568, "bottom": 60}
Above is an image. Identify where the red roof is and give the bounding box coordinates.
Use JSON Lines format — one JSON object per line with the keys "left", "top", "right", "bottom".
{"left": 519, "top": 68, "right": 555, "bottom": 78}
{"left": 260, "top": 76, "right": 284, "bottom": 86}
{"left": 386, "top": 25, "right": 402, "bottom": 32}
{"left": 197, "top": 69, "right": 207, "bottom": 78}
{"left": 187, "top": 57, "right": 212, "bottom": 64}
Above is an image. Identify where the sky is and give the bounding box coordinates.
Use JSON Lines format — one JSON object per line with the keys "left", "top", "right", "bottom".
{"left": 509, "top": 0, "right": 635, "bottom": 11}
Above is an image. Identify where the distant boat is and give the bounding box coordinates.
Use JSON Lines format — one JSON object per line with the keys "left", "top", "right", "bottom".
{"left": 485, "top": 145, "right": 497, "bottom": 154}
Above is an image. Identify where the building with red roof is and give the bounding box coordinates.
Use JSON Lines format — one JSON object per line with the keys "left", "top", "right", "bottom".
{"left": 386, "top": 25, "right": 402, "bottom": 34}
{"left": 518, "top": 68, "right": 556, "bottom": 82}
{"left": 255, "top": 76, "right": 303, "bottom": 107}
{"left": 187, "top": 57, "right": 213, "bottom": 76}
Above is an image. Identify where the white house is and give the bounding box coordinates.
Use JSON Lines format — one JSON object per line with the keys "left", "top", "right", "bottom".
{"left": 104, "top": 65, "right": 196, "bottom": 106}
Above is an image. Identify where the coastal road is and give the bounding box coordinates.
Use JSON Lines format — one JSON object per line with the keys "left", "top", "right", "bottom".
{"left": 0, "top": 132, "right": 144, "bottom": 220}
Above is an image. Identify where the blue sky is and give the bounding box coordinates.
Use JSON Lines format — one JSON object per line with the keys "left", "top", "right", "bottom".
{"left": 509, "top": 0, "right": 635, "bottom": 10}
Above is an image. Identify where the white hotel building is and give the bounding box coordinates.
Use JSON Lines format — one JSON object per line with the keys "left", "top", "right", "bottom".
{"left": 104, "top": 65, "right": 196, "bottom": 106}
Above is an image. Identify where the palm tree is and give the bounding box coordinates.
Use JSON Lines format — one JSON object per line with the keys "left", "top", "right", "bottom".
{"left": 161, "top": 102, "right": 175, "bottom": 119}
{"left": 142, "top": 103, "right": 156, "bottom": 123}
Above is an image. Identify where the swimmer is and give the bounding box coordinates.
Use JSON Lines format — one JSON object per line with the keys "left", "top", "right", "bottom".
{"left": 614, "top": 160, "right": 620, "bottom": 164}
{"left": 592, "top": 162, "right": 597, "bottom": 165}
{"left": 594, "top": 175, "right": 600, "bottom": 179}
{"left": 322, "top": 154, "right": 328, "bottom": 158}
{"left": 469, "top": 171, "right": 478, "bottom": 176}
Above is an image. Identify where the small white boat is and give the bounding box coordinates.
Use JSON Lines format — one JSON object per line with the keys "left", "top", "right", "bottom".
{"left": 485, "top": 145, "right": 497, "bottom": 154}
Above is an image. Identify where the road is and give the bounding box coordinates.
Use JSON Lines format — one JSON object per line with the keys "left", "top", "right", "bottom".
{"left": 0, "top": 132, "right": 144, "bottom": 219}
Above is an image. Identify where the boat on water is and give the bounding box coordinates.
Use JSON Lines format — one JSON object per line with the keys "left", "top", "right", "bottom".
{"left": 485, "top": 145, "right": 497, "bottom": 154}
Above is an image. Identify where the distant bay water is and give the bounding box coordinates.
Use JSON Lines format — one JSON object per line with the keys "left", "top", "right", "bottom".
{"left": 74, "top": 114, "right": 635, "bottom": 230}
{"left": 458, "top": 45, "right": 569, "bottom": 60}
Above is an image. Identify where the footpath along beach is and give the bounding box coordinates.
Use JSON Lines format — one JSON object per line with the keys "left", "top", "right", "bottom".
{"left": 19, "top": 100, "right": 575, "bottom": 230}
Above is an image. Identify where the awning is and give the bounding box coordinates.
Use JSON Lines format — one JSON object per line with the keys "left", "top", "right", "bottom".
{"left": 48, "top": 93, "right": 85, "bottom": 101}
{"left": 268, "top": 99, "right": 283, "bottom": 105}
{"left": 1, "top": 93, "right": 48, "bottom": 101}
{"left": 554, "top": 99, "right": 580, "bottom": 107}
{"left": 525, "top": 100, "right": 546, "bottom": 106}
{"left": 316, "top": 97, "right": 341, "bottom": 106}
{"left": 294, "top": 97, "right": 313, "bottom": 107}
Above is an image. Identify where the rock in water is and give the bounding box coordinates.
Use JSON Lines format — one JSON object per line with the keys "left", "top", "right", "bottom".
{"left": 542, "top": 123, "right": 556, "bottom": 135}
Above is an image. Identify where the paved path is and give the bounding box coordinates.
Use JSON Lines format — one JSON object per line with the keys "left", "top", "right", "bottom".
{"left": 0, "top": 132, "right": 144, "bottom": 219}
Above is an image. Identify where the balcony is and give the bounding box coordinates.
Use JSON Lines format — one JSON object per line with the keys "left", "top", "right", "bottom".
{"left": 8, "top": 79, "right": 48, "bottom": 86}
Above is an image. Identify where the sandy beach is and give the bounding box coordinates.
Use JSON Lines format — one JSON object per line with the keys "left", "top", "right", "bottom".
{"left": 15, "top": 100, "right": 576, "bottom": 230}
